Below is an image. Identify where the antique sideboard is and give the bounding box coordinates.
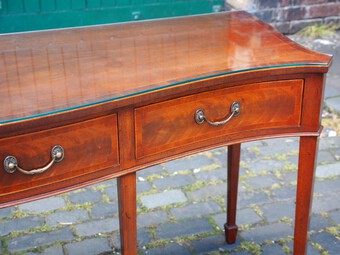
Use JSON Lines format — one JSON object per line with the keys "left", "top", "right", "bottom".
{"left": 0, "top": 11, "right": 332, "bottom": 254}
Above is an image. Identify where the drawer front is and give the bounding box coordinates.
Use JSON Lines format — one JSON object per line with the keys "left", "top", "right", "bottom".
{"left": 135, "top": 80, "right": 303, "bottom": 158}
{"left": 0, "top": 115, "right": 119, "bottom": 198}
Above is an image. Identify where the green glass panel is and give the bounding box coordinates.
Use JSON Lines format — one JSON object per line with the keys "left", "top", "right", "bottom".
{"left": 189, "top": 1, "right": 213, "bottom": 13}
{"left": 7, "top": 0, "right": 24, "bottom": 14}
{"left": 24, "top": 0, "right": 40, "bottom": 13}
{"left": 71, "top": 0, "right": 86, "bottom": 9}
{"left": 0, "top": 0, "right": 8, "bottom": 14}
{"left": 87, "top": 0, "right": 101, "bottom": 8}
{"left": 116, "top": 0, "right": 131, "bottom": 7}
{"left": 131, "top": 0, "right": 143, "bottom": 4}
{"left": 143, "top": 0, "right": 158, "bottom": 4}
{"left": 101, "top": 0, "right": 115, "bottom": 7}
{"left": 40, "top": 0, "right": 56, "bottom": 12}
{"left": 0, "top": 0, "right": 225, "bottom": 33}
{"left": 56, "top": 0, "right": 71, "bottom": 10}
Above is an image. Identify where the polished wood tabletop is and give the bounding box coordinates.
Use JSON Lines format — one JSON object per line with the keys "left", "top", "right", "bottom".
{"left": 0, "top": 11, "right": 331, "bottom": 124}
{"left": 0, "top": 11, "right": 333, "bottom": 255}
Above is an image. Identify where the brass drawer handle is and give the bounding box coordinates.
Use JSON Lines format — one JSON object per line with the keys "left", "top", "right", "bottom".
{"left": 195, "top": 101, "right": 241, "bottom": 126}
{"left": 3, "top": 145, "right": 64, "bottom": 175}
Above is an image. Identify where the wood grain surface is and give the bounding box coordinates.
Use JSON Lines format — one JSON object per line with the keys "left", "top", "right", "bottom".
{"left": 0, "top": 115, "right": 119, "bottom": 204}
{"left": 0, "top": 11, "right": 331, "bottom": 124}
{"left": 0, "top": 12, "right": 333, "bottom": 254}
{"left": 135, "top": 79, "right": 304, "bottom": 158}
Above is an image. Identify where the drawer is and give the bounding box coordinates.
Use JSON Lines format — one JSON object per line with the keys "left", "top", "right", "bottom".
{"left": 0, "top": 115, "right": 119, "bottom": 201}
{"left": 135, "top": 80, "right": 303, "bottom": 158}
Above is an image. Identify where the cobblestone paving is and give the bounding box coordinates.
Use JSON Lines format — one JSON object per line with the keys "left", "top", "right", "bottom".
{"left": 0, "top": 137, "right": 339, "bottom": 255}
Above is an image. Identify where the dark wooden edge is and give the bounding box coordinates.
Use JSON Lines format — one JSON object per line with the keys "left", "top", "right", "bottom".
{"left": 0, "top": 68, "right": 330, "bottom": 139}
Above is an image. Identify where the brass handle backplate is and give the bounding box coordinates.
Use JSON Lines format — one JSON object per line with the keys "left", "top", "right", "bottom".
{"left": 3, "top": 145, "right": 64, "bottom": 175}
{"left": 195, "top": 101, "right": 241, "bottom": 126}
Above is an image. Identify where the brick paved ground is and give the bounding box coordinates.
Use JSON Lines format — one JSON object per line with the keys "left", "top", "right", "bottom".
{"left": 0, "top": 33, "right": 339, "bottom": 255}
{"left": 0, "top": 136, "right": 339, "bottom": 255}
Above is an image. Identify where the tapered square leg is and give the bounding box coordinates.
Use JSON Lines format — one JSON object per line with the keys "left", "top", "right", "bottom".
{"left": 118, "top": 172, "right": 137, "bottom": 255}
{"left": 224, "top": 143, "right": 241, "bottom": 244}
{"left": 294, "top": 136, "right": 319, "bottom": 254}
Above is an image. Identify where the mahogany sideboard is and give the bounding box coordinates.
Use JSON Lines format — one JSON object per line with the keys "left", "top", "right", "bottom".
{"left": 0, "top": 11, "right": 332, "bottom": 255}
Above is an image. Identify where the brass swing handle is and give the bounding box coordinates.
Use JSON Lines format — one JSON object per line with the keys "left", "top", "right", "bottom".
{"left": 195, "top": 101, "right": 241, "bottom": 126}
{"left": 3, "top": 145, "right": 64, "bottom": 175}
